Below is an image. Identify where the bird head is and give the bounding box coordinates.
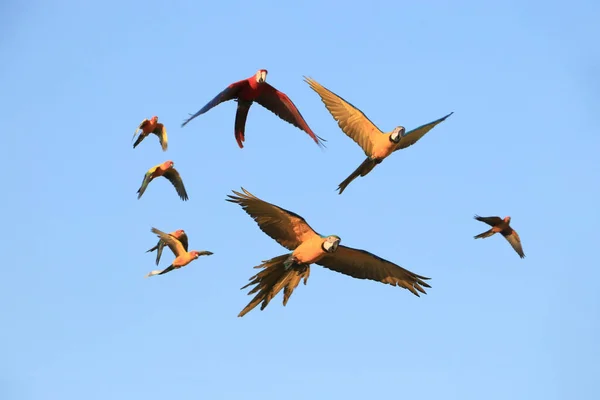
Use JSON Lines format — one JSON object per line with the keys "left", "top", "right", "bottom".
{"left": 504, "top": 216, "right": 512, "bottom": 223}
{"left": 174, "top": 229, "right": 185, "bottom": 237}
{"left": 161, "top": 160, "right": 174, "bottom": 169}
{"left": 322, "top": 235, "right": 341, "bottom": 253}
{"left": 151, "top": 116, "right": 159, "bottom": 122}
{"left": 191, "top": 250, "right": 213, "bottom": 258}
{"left": 255, "top": 69, "right": 268, "bottom": 84}
{"left": 389, "top": 126, "right": 405, "bottom": 143}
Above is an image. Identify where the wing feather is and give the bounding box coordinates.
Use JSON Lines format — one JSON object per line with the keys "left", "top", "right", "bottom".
{"left": 304, "top": 76, "right": 382, "bottom": 156}
{"left": 503, "top": 230, "right": 526, "bottom": 258}
{"left": 151, "top": 227, "right": 186, "bottom": 257}
{"left": 255, "top": 84, "right": 325, "bottom": 147}
{"left": 395, "top": 112, "right": 453, "bottom": 150}
{"left": 474, "top": 215, "right": 504, "bottom": 227}
{"left": 181, "top": 79, "right": 247, "bottom": 127}
{"left": 152, "top": 123, "right": 168, "bottom": 151}
{"left": 226, "top": 187, "right": 319, "bottom": 250}
{"left": 316, "top": 245, "right": 431, "bottom": 296}
{"left": 177, "top": 232, "right": 189, "bottom": 252}
{"left": 133, "top": 119, "right": 149, "bottom": 141}
{"left": 162, "top": 168, "right": 189, "bottom": 201}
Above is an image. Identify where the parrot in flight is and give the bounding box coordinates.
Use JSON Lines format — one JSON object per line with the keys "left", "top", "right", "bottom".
{"left": 181, "top": 69, "right": 325, "bottom": 149}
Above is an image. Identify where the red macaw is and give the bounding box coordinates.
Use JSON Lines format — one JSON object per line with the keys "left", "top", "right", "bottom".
{"left": 181, "top": 69, "right": 326, "bottom": 149}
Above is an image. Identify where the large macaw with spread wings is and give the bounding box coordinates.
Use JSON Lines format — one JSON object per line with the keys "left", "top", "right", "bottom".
{"left": 181, "top": 69, "right": 325, "bottom": 149}
{"left": 304, "top": 77, "right": 453, "bottom": 194}
{"left": 227, "top": 188, "right": 431, "bottom": 317}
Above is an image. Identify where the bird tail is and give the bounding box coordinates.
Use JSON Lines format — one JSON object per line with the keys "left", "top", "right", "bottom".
{"left": 144, "top": 264, "right": 175, "bottom": 278}
{"left": 238, "top": 254, "right": 310, "bottom": 318}
{"left": 337, "top": 157, "right": 378, "bottom": 194}
{"left": 144, "top": 270, "right": 162, "bottom": 278}
{"left": 474, "top": 229, "right": 496, "bottom": 239}
{"left": 234, "top": 101, "right": 252, "bottom": 149}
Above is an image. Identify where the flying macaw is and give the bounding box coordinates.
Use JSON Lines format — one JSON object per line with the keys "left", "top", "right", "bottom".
{"left": 145, "top": 227, "right": 213, "bottom": 277}
{"left": 136, "top": 160, "right": 189, "bottom": 201}
{"left": 132, "top": 116, "right": 168, "bottom": 151}
{"left": 146, "top": 229, "right": 188, "bottom": 266}
{"left": 227, "top": 188, "right": 431, "bottom": 317}
{"left": 304, "top": 77, "right": 453, "bottom": 194}
{"left": 473, "top": 215, "right": 525, "bottom": 258}
{"left": 181, "top": 69, "right": 326, "bottom": 149}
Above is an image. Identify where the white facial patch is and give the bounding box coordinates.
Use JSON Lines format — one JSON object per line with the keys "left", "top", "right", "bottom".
{"left": 323, "top": 236, "right": 341, "bottom": 252}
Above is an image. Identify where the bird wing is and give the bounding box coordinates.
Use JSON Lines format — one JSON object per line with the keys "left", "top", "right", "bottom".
{"left": 502, "top": 230, "right": 525, "bottom": 258}
{"left": 133, "top": 119, "right": 149, "bottom": 141}
{"left": 152, "top": 123, "right": 168, "bottom": 151}
{"left": 474, "top": 215, "right": 504, "bottom": 227}
{"left": 254, "top": 83, "right": 325, "bottom": 147}
{"left": 226, "top": 187, "right": 319, "bottom": 250}
{"left": 316, "top": 245, "right": 431, "bottom": 297}
{"left": 176, "top": 232, "right": 189, "bottom": 252}
{"left": 162, "top": 168, "right": 189, "bottom": 201}
{"left": 181, "top": 79, "right": 247, "bottom": 127}
{"left": 136, "top": 168, "right": 157, "bottom": 199}
{"left": 394, "top": 112, "right": 453, "bottom": 150}
{"left": 304, "top": 76, "right": 382, "bottom": 156}
{"left": 151, "top": 228, "right": 186, "bottom": 257}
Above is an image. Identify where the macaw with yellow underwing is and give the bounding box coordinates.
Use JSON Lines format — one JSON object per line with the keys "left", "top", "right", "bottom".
{"left": 145, "top": 227, "right": 213, "bottom": 278}
{"left": 474, "top": 215, "right": 525, "bottom": 258}
{"left": 132, "top": 116, "right": 168, "bottom": 151}
{"left": 136, "top": 160, "right": 189, "bottom": 201}
{"left": 304, "top": 77, "right": 453, "bottom": 194}
{"left": 181, "top": 69, "right": 326, "bottom": 149}
{"left": 227, "top": 188, "right": 431, "bottom": 317}
{"left": 146, "top": 229, "right": 188, "bottom": 266}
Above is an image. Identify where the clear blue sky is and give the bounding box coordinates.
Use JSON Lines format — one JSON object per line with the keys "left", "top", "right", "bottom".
{"left": 2, "top": 0, "right": 599, "bottom": 399}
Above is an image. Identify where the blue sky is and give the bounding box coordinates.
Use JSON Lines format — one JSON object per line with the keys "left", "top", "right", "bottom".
{"left": 2, "top": 0, "right": 599, "bottom": 399}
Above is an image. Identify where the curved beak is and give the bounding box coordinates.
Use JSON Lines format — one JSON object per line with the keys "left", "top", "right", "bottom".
{"left": 331, "top": 240, "right": 340, "bottom": 252}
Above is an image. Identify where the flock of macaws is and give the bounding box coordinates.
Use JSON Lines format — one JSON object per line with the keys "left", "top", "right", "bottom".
{"left": 132, "top": 69, "right": 525, "bottom": 317}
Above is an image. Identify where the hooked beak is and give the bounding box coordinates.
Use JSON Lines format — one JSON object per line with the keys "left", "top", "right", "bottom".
{"left": 258, "top": 77, "right": 265, "bottom": 83}
{"left": 332, "top": 241, "right": 339, "bottom": 252}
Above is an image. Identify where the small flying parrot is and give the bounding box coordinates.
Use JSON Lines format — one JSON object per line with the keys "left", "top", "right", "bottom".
{"left": 181, "top": 69, "right": 325, "bottom": 149}
{"left": 304, "top": 77, "right": 453, "bottom": 194}
{"left": 146, "top": 229, "right": 189, "bottom": 266}
{"left": 136, "top": 160, "right": 189, "bottom": 201}
{"left": 145, "top": 227, "right": 213, "bottom": 277}
{"left": 227, "top": 188, "right": 431, "bottom": 317}
{"left": 473, "top": 215, "right": 525, "bottom": 258}
{"left": 132, "top": 116, "right": 168, "bottom": 151}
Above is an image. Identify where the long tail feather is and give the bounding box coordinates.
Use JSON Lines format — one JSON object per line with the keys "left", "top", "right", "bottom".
{"left": 337, "top": 157, "right": 378, "bottom": 194}
{"left": 238, "top": 254, "right": 310, "bottom": 317}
